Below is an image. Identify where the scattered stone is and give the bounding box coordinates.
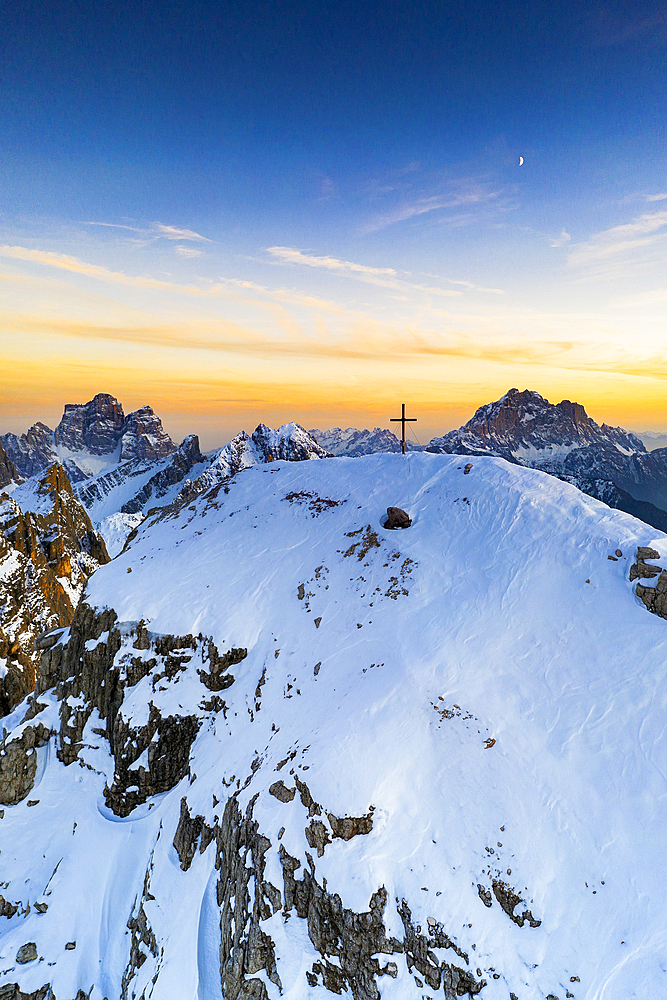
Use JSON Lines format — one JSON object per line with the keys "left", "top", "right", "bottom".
{"left": 65, "top": 941, "right": 76, "bottom": 950}
{"left": 16, "top": 942, "right": 37, "bottom": 963}
{"left": 630, "top": 547, "right": 662, "bottom": 582}
{"left": 314, "top": 617, "right": 322, "bottom": 628}
{"left": 615, "top": 549, "right": 623, "bottom": 557}
{"left": 384, "top": 506, "right": 412, "bottom": 529}
{"left": 464, "top": 463, "right": 473, "bottom": 474}
{"left": 27, "top": 799, "right": 39, "bottom": 807}
{"left": 477, "top": 884, "right": 493, "bottom": 907}
{"left": 34, "top": 902, "right": 48, "bottom": 913}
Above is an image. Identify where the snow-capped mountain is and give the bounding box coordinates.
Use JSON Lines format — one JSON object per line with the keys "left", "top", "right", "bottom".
{"left": 1, "top": 453, "right": 667, "bottom": 999}
{"left": 194, "top": 422, "right": 330, "bottom": 495}
{"left": 309, "top": 427, "right": 406, "bottom": 457}
{"left": 0, "top": 464, "right": 108, "bottom": 714}
{"left": 427, "top": 388, "right": 667, "bottom": 519}
{"left": 1, "top": 394, "right": 176, "bottom": 484}
{"left": 73, "top": 434, "right": 207, "bottom": 557}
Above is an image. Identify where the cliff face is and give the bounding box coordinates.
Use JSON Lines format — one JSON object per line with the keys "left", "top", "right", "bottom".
{"left": 0, "top": 441, "right": 21, "bottom": 489}
{"left": 1, "top": 394, "right": 176, "bottom": 482}
{"left": 0, "top": 464, "right": 109, "bottom": 714}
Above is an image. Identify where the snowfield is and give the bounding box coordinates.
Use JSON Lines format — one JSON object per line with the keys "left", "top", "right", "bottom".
{"left": 2, "top": 453, "right": 667, "bottom": 1000}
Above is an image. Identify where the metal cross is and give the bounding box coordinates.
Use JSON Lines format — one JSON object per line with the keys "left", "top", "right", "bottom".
{"left": 390, "top": 403, "right": 417, "bottom": 454}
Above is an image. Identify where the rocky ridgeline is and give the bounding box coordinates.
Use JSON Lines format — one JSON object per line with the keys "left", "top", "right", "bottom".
{"left": 0, "top": 442, "right": 20, "bottom": 490}
{"left": 0, "top": 465, "right": 109, "bottom": 714}
{"left": 309, "top": 426, "right": 408, "bottom": 457}
{"left": 1, "top": 394, "right": 176, "bottom": 483}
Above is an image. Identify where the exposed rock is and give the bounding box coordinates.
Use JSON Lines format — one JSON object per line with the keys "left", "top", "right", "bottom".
{"left": 477, "top": 883, "right": 493, "bottom": 907}
{"left": 0, "top": 464, "right": 109, "bottom": 714}
{"left": 384, "top": 506, "right": 412, "bottom": 529}
{"left": 16, "top": 942, "right": 37, "bottom": 964}
{"left": 104, "top": 706, "right": 200, "bottom": 817}
{"left": 55, "top": 393, "right": 125, "bottom": 455}
{"left": 397, "top": 899, "right": 483, "bottom": 999}
{"left": 280, "top": 844, "right": 405, "bottom": 1000}
{"left": 218, "top": 796, "right": 282, "bottom": 999}
{"left": 197, "top": 643, "right": 246, "bottom": 691}
{"left": 119, "top": 405, "right": 176, "bottom": 462}
{"left": 173, "top": 797, "right": 215, "bottom": 871}
{"left": 118, "top": 434, "right": 204, "bottom": 515}
{"left": 305, "top": 819, "right": 331, "bottom": 857}
{"left": 269, "top": 780, "right": 296, "bottom": 802}
{"left": 491, "top": 879, "right": 541, "bottom": 928}
{"left": 0, "top": 986, "right": 51, "bottom": 1000}
{"left": 629, "top": 546, "right": 667, "bottom": 619}
{"left": 630, "top": 546, "right": 662, "bottom": 582}
{"left": 327, "top": 808, "right": 374, "bottom": 841}
{"left": 0, "top": 723, "right": 52, "bottom": 805}
{"left": 1, "top": 422, "right": 55, "bottom": 480}
{"left": 0, "top": 441, "right": 21, "bottom": 489}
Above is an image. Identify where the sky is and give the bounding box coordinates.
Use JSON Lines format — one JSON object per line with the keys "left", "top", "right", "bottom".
{"left": 1, "top": 0, "right": 666, "bottom": 449}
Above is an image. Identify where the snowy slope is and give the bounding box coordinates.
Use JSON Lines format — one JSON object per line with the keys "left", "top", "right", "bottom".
{"left": 2, "top": 454, "right": 667, "bottom": 999}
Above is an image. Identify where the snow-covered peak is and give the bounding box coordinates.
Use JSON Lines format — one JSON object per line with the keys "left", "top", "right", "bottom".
{"left": 2, "top": 453, "right": 667, "bottom": 998}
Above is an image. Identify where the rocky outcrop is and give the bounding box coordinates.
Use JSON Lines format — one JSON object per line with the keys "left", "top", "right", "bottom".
{"left": 0, "top": 441, "right": 21, "bottom": 489}
{"left": 384, "top": 506, "right": 411, "bottom": 529}
{"left": 631, "top": 546, "right": 667, "bottom": 619}
{"left": 0, "top": 722, "right": 52, "bottom": 805}
{"left": 0, "top": 465, "right": 109, "bottom": 714}
{"left": 38, "top": 606, "right": 238, "bottom": 817}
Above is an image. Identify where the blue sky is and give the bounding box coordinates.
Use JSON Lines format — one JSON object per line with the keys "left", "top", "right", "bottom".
{"left": 1, "top": 0, "right": 666, "bottom": 446}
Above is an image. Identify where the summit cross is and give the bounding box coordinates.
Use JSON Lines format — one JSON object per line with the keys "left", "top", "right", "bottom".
{"left": 390, "top": 403, "right": 417, "bottom": 455}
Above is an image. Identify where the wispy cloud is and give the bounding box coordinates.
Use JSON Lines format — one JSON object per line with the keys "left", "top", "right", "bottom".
{"left": 154, "top": 222, "right": 211, "bottom": 242}
{"left": 447, "top": 279, "right": 505, "bottom": 295}
{"left": 550, "top": 230, "right": 571, "bottom": 247}
{"left": 361, "top": 180, "right": 506, "bottom": 234}
{"left": 567, "top": 211, "right": 667, "bottom": 273}
{"left": 265, "top": 246, "right": 461, "bottom": 298}
{"left": 267, "top": 246, "right": 396, "bottom": 276}
{"left": 176, "top": 246, "right": 204, "bottom": 258}
{"left": 647, "top": 193, "right": 667, "bottom": 202}
{"left": 83, "top": 220, "right": 211, "bottom": 242}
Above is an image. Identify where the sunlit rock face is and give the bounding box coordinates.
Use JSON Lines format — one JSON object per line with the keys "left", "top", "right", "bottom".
{"left": 1, "top": 393, "right": 176, "bottom": 483}
{"left": 427, "top": 387, "right": 667, "bottom": 521}
{"left": 0, "top": 463, "right": 109, "bottom": 714}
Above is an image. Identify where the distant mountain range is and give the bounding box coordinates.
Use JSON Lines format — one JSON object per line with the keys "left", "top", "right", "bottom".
{"left": 1, "top": 392, "right": 176, "bottom": 483}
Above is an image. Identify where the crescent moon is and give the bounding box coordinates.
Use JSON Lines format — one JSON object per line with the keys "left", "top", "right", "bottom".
{"left": 519, "top": 156, "right": 524, "bottom": 166}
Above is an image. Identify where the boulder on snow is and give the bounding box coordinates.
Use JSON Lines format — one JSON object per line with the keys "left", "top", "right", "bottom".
{"left": 385, "top": 506, "right": 411, "bottom": 529}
